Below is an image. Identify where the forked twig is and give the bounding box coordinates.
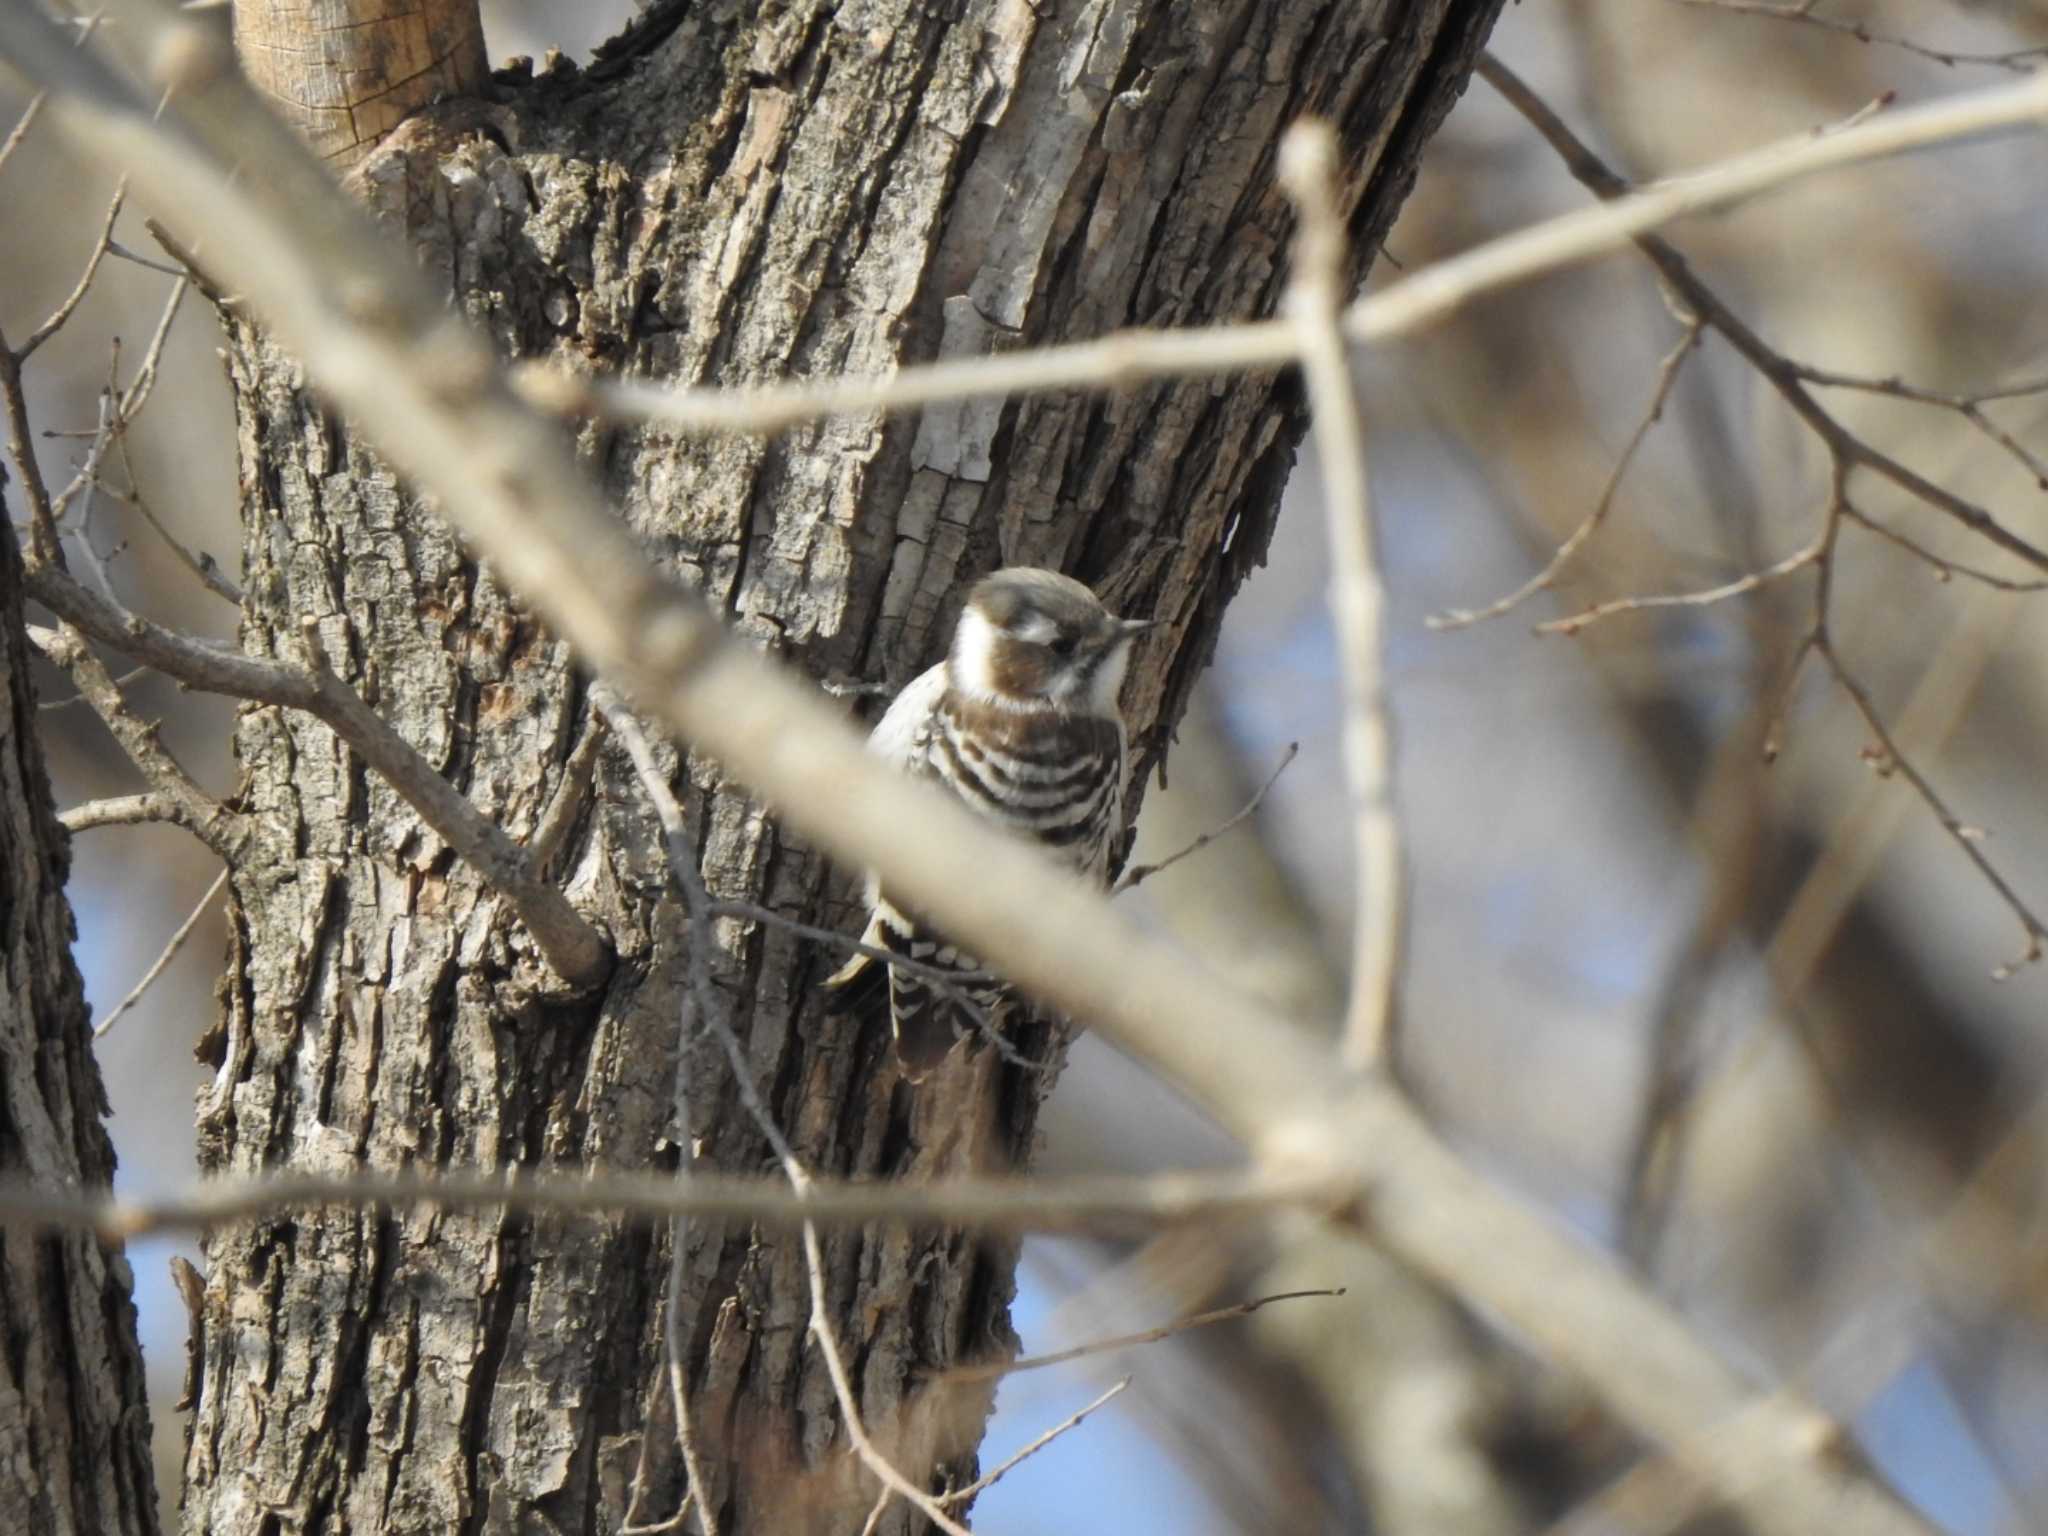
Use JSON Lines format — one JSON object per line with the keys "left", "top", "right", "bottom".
{"left": 94, "top": 866, "right": 227, "bottom": 1038}
{"left": 1431, "top": 319, "right": 1706, "bottom": 631}
{"left": 19, "top": 180, "right": 125, "bottom": 360}
{"left": 1679, "top": 0, "right": 2048, "bottom": 73}
{"left": 939, "top": 1287, "right": 1346, "bottom": 1384}
{"left": 1114, "top": 742, "right": 1298, "bottom": 893}
{"left": 1535, "top": 536, "right": 1825, "bottom": 637}
{"left": 1815, "top": 639, "right": 2048, "bottom": 977}
{"left": 1481, "top": 54, "right": 2048, "bottom": 971}
{"left": 938, "top": 1378, "right": 1131, "bottom": 1506}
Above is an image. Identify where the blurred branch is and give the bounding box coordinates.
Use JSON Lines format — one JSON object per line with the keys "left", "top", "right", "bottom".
{"left": 0, "top": 1165, "right": 1340, "bottom": 1242}
{"left": 1479, "top": 51, "right": 2048, "bottom": 975}
{"left": 540, "top": 66, "right": 2048, "bottom": 442}
{"left": 941, "top": 1288, "right": 1348, "bottom": 1384}
{"left": 0, "top": 92, "right": 44, "bottom": 178}
{"left": 1475, "top": 52, "right": 2048, "bottom": 578}
{"left": 1535, "top": 532, "right": 1825, "bottom": 636}
{"left": 0, "top": 6, "right": 1964, "bottom": 1529}
{"left": 1279, "top": 123, "right": 1404, "bottom": 1073}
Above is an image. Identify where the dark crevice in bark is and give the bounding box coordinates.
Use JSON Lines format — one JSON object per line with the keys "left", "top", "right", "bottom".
{"left": 457, "top": 1221, "right": 527, "bottom": 1536}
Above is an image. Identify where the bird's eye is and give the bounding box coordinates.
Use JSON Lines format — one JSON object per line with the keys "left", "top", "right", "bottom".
{"left": 1049, "top": 635, "right": 1078, "bottom": 658}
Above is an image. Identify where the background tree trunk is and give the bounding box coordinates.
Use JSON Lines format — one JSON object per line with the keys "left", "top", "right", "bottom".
{"left": 0, "top": 509, "right": 158, "bottom": 1534}
{"left": 184, "top": 2, "right": 1503, "bottom": 1530}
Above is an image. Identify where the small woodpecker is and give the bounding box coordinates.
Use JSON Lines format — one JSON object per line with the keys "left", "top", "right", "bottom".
{"left": 825, "top": 567, "right": 1149, "bottom": 1078}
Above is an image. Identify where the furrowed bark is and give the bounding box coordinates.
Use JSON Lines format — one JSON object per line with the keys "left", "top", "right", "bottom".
{"left": 0, "top": 516, "right": 157, "bottom": 1529}
{"left": 184, "top": 3, "right": 1503, "bottom": 1532}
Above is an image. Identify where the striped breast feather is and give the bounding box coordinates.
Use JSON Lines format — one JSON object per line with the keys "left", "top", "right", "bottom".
{"left": 931, "top": 698, "right": 1125, "bottom": 879}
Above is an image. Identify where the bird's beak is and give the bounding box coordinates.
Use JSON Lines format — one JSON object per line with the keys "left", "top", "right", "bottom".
{"left": 1120, "top": 617, "right": 1157, "bottom": 637}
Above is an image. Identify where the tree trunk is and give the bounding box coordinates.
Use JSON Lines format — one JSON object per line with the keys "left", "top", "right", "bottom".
{"left": 0, "top": 517, "right": 158, "bottom": 1530}
{"left": 234, "top": 0, "right": 488, "bottom": 169}
{"left": 183, "top": 2, "right": 1503, "bottom": 1531}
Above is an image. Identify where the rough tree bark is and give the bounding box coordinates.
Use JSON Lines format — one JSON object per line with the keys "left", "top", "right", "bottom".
{"left": 182, "top": 2, "right": 1504, "bottom": 1531}
{"left": 0, "top": 512, "right": 157, "bottom": 1530}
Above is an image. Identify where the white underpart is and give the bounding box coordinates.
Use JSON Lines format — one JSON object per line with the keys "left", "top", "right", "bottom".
{"left": 1086, "top": 637, "right": 1133, "bottom": 717}
{"left": 857, "top": 661, "right": 949, "bottom": 908}
{"left": 866, "top": 660, "right": 948, "bottom": 768}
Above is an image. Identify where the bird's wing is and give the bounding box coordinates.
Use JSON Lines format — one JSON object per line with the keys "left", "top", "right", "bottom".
{"left": 821, "top": 661, "right": 948, "bottom": 995}
{"left": 865, "top": 660, "right": 949, "bottom": 769}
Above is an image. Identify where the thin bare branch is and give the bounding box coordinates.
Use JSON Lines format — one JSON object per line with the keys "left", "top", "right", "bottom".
{"left": 708, "top": 896, "right": 998, "bottom": 994}
{"left": 113, "top": 268, "right": 189, "bottom": 419}
{"left": 707, "top": 890, "right": 1050, "bottom": 1073}
{"left": 93, "top": 866, "right": 226, "bottom": 1038}
{"left": 602, "top": 691, "right": 974, "bottom": 1536}
{"left": 26, "top": 563, "right": 612, "bottom": 987}
{"left": 0, "top": 14, "right": 1956, "bottom": 1531}
{"left": 27, "top": 620, "right": 244, "bottom": 856}
{"left": 102, "top": 238, "right": 187, "bottom": 279}
{"left": 1840, "top": 505, "right": 2048, "bottom": 593}
{"left": 1431, "top": 319, "right": 1706, "bottom": 630}
{"left": 96, "top": 475, "right": 241, "bottom": 605}
{"left": 102, "top": 279, "right": 246, "bottom": 606}
{"left": 1278, "top": 121, "right": 1404, "bottom": 1073}
{"left": 1536, "top": 537, "right": 1825, "bottom": 637}
{"left": 796, "top": 1211, "right": 974, "bottom": 1536}
{"left": 1794, "top": 362, "right": 2048, "bottom": 491}
{"left": 538, "top": 69, "right": 2048, "bottom": 440}
{"left": 0, "top": 91, "right": 44, "bottom": 178}
{"left": 1115, "top": 742, "right": 1298, "bottom": 893}
{"left": 0, "top": 330, "right": 60, "bottom": 561}
{"left": 938, "top": 1378, "right": 1131, "bottom": 1506}
{"left": 592, "top": 695, "right": 721, "bottom": 1536}
{"left": 1678, "top": 0, "right": 2048, "bottom": 73}
{"left": 19, "top": 179, "right": 125, "bottom": 360}
{"left": 1815, "top": 639, "right": 2048, "bottom": 976}
{"left": 0, "top": 1164, "right": 1335, "bottom": 1244}
{"left": 855, "top": 1489, "right": 892, "bottom": 1536}
{"left": 942, "top": 1289, "right": 1347, "bottom": 1384}
{"left": 1477, "top": 52, "right": 2048, "bottom": 577}
{"left": 1766, "top": 590, "right": 2020, "bottom": 995}
{"left": 60, "top": 789, "right": 182, "bottom": 834}
{"left": 40, "top": 661, "right": 146, "bottom": 709}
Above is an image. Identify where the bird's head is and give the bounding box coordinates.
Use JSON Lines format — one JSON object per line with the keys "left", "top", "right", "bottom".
{"left": 948, "top": 567, "right": 1150, "bottom": 717}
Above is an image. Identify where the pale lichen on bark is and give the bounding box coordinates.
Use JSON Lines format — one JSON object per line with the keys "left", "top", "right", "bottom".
{"left": 183, "top": 2, "right": 1502, "bottom": 1531}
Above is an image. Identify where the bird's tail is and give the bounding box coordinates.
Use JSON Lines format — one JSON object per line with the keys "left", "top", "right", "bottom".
{"left": 822, "top": 904, "right": 996, "bottom": 1080}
